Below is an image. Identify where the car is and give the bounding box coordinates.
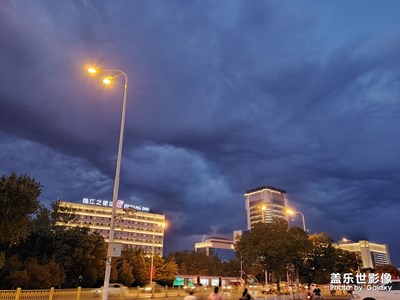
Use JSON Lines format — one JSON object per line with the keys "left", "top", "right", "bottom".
{"left": 142, "top": 282, "right": 165, "bottom": 293}
{"left": 350, "top": 279, "right": 400, "bottom": 300}
{"left": 222, "top": 285, "right": 232, "bottom": 291}
{"left": 261, "top": 284, "right": 274, "bottom": 294}
{"left": 183, "top": 283, "right": 205, "bottom": 292}
{"left": 92, "top": 283, "right": 129, "bottom": 297}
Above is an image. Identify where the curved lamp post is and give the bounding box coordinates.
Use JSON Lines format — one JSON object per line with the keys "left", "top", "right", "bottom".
{"left": 87, "top": 66, "right": 128, "bottom": 300}
{"left": 286, "top": 209, "right": 306, "bottom": 232}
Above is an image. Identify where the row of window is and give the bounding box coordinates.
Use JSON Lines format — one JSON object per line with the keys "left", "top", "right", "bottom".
{"left": 80, "top": 220, "right": 163, "bottom": 231}
{"left": 95, "top": 229, "right": 161, "bottom": 237}
{"left": 73, "top": 209, "right": 163, "bottom": 222}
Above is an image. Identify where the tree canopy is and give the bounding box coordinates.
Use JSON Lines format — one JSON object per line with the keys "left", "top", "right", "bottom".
{"left": 236, "top": 220, "right": 311, "bottom": 294}
{"left": 0, "top": 173, "right": 41, "bottom": 245}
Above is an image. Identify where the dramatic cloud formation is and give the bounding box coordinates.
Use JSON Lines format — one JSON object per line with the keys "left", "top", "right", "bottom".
{"left": 1, "top": 0, "right": 400, "bottom": 265}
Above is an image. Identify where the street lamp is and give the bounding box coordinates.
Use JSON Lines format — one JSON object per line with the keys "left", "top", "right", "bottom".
{"left": 232, "top": 245, "right": 244, "bottom": 282}
{"left": 150, "top": 222, "right": 166, "bottom": 284}
{"left": 87, "top": 66, "right": 128, "bottom": 300}
{"left": 286, "top": 209, "right": 306, "bottom": 232}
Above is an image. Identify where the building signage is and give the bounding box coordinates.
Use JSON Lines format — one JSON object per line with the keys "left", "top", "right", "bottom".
{"left": 82, "top": 197, "right": 150, "bottom": 212}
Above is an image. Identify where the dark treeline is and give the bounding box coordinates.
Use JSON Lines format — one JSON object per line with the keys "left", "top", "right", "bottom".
{"left": 0, "top": 173, "right": 232, "bottom": 289}
{"left": 1, "top": 173, "right": 399, "bottom": 291}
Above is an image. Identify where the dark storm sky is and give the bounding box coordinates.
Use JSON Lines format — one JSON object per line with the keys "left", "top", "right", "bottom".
{"left": 1, "top": 1, "right": 400, "bottom": 266}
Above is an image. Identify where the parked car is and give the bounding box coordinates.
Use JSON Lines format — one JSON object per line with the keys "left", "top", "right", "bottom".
{"left": 142, "top": 282, "right": 164, "bottom": 293}
{"left": 92, "top": 283, "right": 129, "bottom": 297}
{"left": 183, "top": 283, "right": 205, "bottom": 292}
{"left": 350, "top": 279, "right": 400, "bottom": 300}
{"left": 261, "top": 284, "right": 274, "bottom": 294}
{"left": 222, "top": 285, "right": 232, "bottom": 291}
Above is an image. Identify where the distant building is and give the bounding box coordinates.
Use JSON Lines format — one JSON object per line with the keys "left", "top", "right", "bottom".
{"left": 195, "top": 237, "right": 235, "bottom": 262}
{"left": 334, "top": 240, "right": 391, "bottom": 269}
{"left": 245, "top": 186, "right": 288, "bottom": 229}
{"left": 56, "top": 199, "right": 166, "bottom": 256}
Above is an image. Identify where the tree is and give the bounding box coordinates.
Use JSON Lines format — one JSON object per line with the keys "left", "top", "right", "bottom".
{"left": 154, "top": 256, "right": 178, "bottom": 286}
{"left": 298, "top": 233, "right": 335, "bottom": 286}
{"left": 298, "top": 233, "right": 362, "bottom": 286}
{"left": 51, "top": 200, "right": 78, "bottom": 227}
{"left": 236, "top": 220, "right": 311, "bottom": 295}
{"left": 0, "top": 252, "right": 4, "bottom": 269}
{"left": 53, "top": 228, "right": 106, "bottom": 287}
{"left": 0, "top": 173, "right": 41, "bottom": 245}
{"left": 6, "top": 256, "right": 65, "bottom": 289}
{"left": 221, "top": 259, "right": 241, "bottom": 277}
{"left": 167, "top": 251, "right": 224, "bottom": 276}
{"left": 333, "top": 248, "right": 361, "bottom": 274}
{"left": 375, "top": 264, "right": 400, "bottom": 278}
{"left": 117, "top": 259, "right": 134, "bottom": 286}
{"left": 130, "top": 249, "right": 149, "bottom": 286}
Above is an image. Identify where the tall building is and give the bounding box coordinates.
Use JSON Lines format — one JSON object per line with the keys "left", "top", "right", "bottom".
{"left": 56, "top": 199, "right": 166, "bottom": 256}
{"left": 334, "top": 240, "right": 391, "bottom": 269}
{"left": 195, "top": 237, "right": 235, "bottom": 262}
{"left": 245, "top": 186, "right": 288, "bottom": 229}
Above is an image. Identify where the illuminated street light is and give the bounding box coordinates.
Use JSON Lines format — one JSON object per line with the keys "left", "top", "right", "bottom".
{"left": 232, "top": 245, "right": 244, "bottom": 282}
{"left": 87, "top": 65, "right": 128, "bottom": 300}
{"left": 87, "top": 67, "right": 97, "bottom": 74}
{"left": 150, "top": 222, "right": 166, "bottom": 284}
{"left": 286, "top": 209, "right": 306, "bottom": 232}
{"left": 103, "top": 77, "right": 112, "bottom": 85}
{"left": 341, "top": 237, "right": 354, "bottom": 244}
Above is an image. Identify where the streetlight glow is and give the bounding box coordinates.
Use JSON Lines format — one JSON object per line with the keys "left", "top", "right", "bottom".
{"left": 286, "top": 209, "right": 294, "bottom": 215}
{"left": 103, "top": 77, "right": 112, "bottom": 85}
{"left": 285, "top": 208, "right": 306, "bottom": 232}
{"left": 87, "top": 67, "right": 97, "bottom": 74}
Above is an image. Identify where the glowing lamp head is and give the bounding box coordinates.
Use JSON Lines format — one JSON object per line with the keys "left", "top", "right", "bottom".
{"left": 87, "top": 67, "right": 97, "bottom": 74}
{"left": 261, "top": 205, "right": 267, "bottom": 211}
{"left": 286, "top": 209, "right": 294, "bottom": 215}
{"left": 103, "top": 77, "right": 112, "bottom": 85}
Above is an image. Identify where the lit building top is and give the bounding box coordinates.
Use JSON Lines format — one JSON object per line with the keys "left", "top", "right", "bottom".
{"left": 334, "top": 239, "right": 391, "bottom": 269}
{"left": 245, "top": 185, "right": 288, "bottom": 229}
{"left": 56, "top": 200, "right": 166, "bottom": 256}
{"left": 195, "top": 237, "right": 235, "bottom": 262}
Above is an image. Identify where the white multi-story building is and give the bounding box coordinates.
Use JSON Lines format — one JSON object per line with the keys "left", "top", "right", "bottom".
{"left": 56, "top": 199, "right": 166, "bottom": 256}
{"left": 245, "top": 186, "right": 288, "bottom": 229}
{"left": 334, "top": 240, "right": 391, "bottom": 269}
{"left": 195, "top": 237, "right": 235, "bottom": 262}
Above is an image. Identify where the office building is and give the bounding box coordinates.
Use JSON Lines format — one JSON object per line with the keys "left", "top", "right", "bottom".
{"left": 334, "top": 240, "right": 391, "bottom": 269}
{"left": 195, "top": 237, "right": 235, "bottom": 262}
{"left": 56, "top": 199, "right": 166, "bottom": 256}
{"left": 245, "top": 186, "right": 288, "bottom": 229}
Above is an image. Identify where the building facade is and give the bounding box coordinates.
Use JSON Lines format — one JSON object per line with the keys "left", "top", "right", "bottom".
{"left": 245, "top": 186, "right": 288, "bottom": 229}
{"left": 195, "top": 237, "right": 235, "bottom": 262}
{"left": 56, "top": 199, "right": 166, "bottom": 256}
{"left": 334, "top": 240, "right": 391, "bottom": 269}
